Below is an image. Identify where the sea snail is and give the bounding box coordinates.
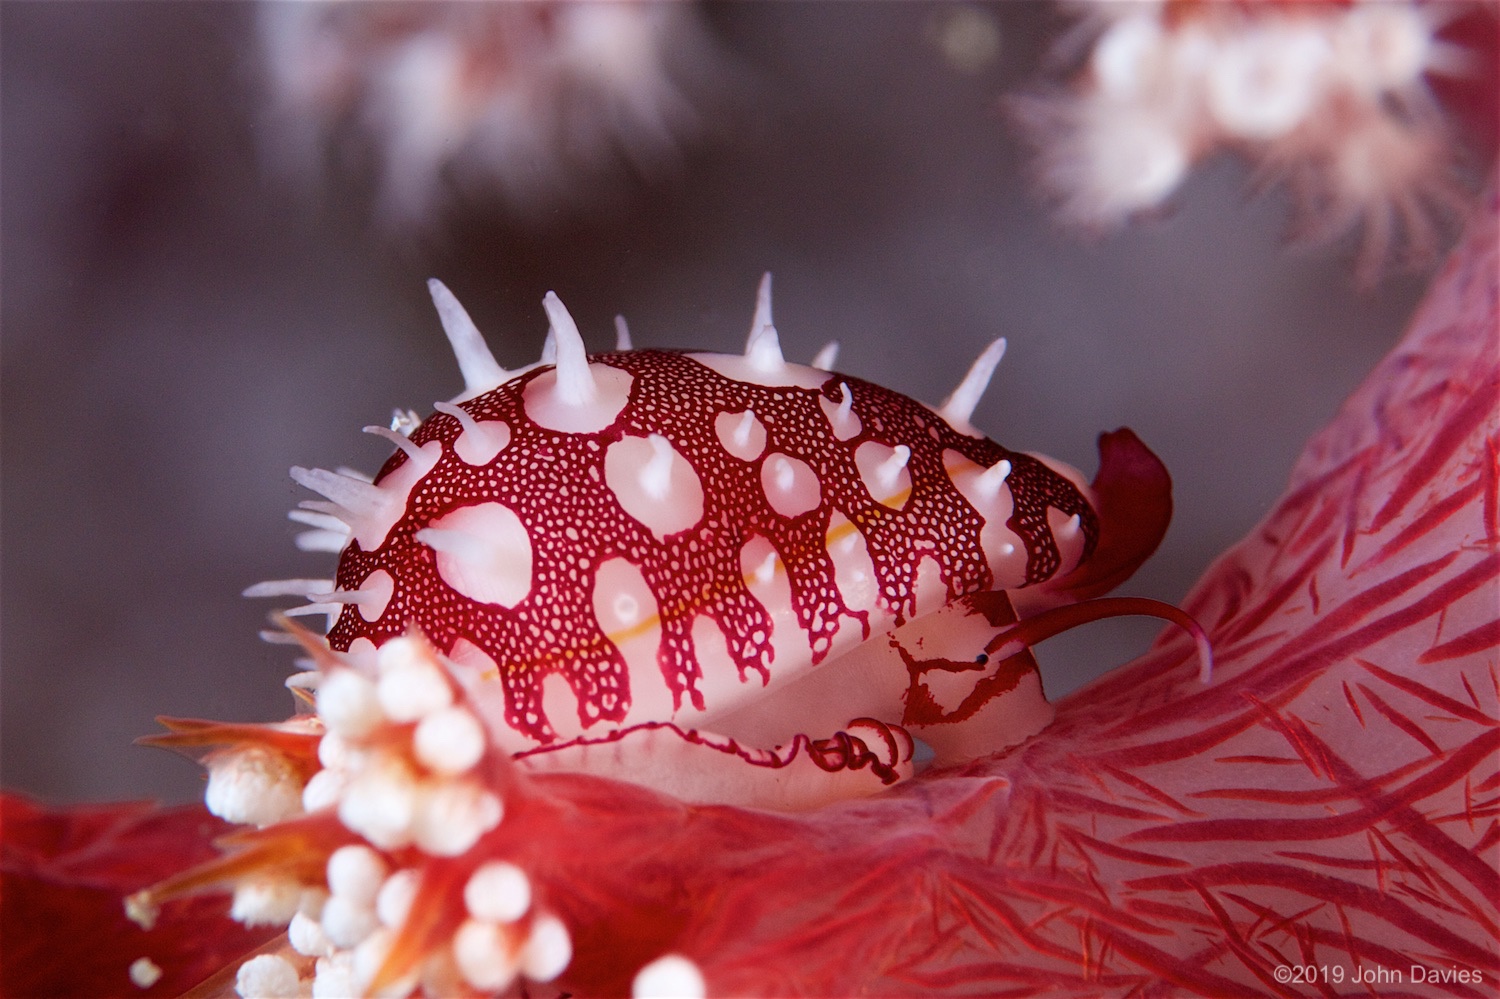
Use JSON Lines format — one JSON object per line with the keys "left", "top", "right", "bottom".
{"left": 251, "top": 275, "right": 1210, "bottom": 812}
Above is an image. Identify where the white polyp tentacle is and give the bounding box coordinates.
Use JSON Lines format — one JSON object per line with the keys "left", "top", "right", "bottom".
{"left": 811, "top": 340, "right": 839, "bottom": 371}
{"left": 519, "top": 914, "right": 572, "bottom": 982}
{"left": 975, "top": 458, "right": 1012, "bottom": 499}
{"left": 540, "top": 328, "right": 557, "bottom": 365}
{"left": 876, "top": 445, "right": 912, "bottom": 490}
{"left": 411, "top": 779, "right": 503, "bottom": 856}
{"left": 454, "top": 918, "right": 520, "bottom": 992}
{"left": 633, "top": 955, "right": 707, "bottom": 999}
{"left": 427, "top": 278, "right": 509, "bottom": 396}
{"left": 743, "top": 272, "right": 785, "bottom": 371}
{"left": 614, "top": 314, "right": 633, "bottom": 351}
{"left": 542, "top": 292, "right": 597, "bottom": 407}
{"left": 243, "top": 578, "right": 337, "bottom": 599}
{"left": 289, "top": 909, "right": 334, "bottom": 958}
{"left": 940, "top": 337, "right": 1007, "bottom": 427}
{"left": 375, "top": 639, "right": 454, "bottom": 723}
{"left": 375, "top": 869, "right": 420, "bottom": 930}
{"left": 128, "top": 958, "right": 163, "bottom": 991}
{"left": 338, "top": 750, "right": 420, "bottom": 851}
{"left": 464, "top": 862, "right": 531, "bottom": 923}
{"left": 235, "top": 954, "right": 300, "bottom": 999}
{"left": 327, "top": 845, "right": 388, "bottom": 905}
{"left": 639, "top": 433, "right": 675, "bottom": 500}
{"left": 317, "top": 670, "right": 384, "bottom": 738}
{"left": 322, "top": 893, "right": 380, "bottom": 951}
{"left": 1206, "top": 22, "right": 1327, "bottom": 141}
{"left": 205, "top": 745, "right": 305, "bottom": 827}
{"left": 413, "top": 705, "right": 486, "bottom": 775}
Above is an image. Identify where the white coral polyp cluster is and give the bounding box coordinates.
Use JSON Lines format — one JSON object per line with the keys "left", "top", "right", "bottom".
{"left": 194, "top": 634, "right": 580, "bottom": 999}
{"left": 256, "top": 1, "right": 711, "bottom": 224}
{"left": 1021, "top": 0, "right": 1475, "bottom": 279}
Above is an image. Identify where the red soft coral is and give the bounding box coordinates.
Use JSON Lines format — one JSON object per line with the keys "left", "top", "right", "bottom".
{"left": 4, "top": 186, "right": 1495, "bottom": 998}
{"left": 0, "top": 796, "right": 279, "bottom": 998}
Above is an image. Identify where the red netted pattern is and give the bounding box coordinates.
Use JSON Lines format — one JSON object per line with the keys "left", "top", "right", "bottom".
{"left": 327, "top": 351, "right": 1097, "bottom": 743}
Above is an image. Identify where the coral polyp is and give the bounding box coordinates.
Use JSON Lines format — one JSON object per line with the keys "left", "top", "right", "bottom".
{"left": 1014, "top": 0, "right": 1488, "bottom": 281}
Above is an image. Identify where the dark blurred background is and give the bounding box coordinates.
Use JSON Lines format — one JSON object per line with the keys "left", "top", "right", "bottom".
{"left": 2, "top": 2, "right": 1443, "bottom": 804}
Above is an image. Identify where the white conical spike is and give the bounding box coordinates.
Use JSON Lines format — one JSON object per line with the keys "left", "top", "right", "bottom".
{"left": 743, "top": 273, "right": 784, "bottom": 371}
{"left": 540, "top": 329, "right": 557, "bottom": 365}
{"left": 877, "top": 445, "right": 912, "bottom": 489}
{"left": 428, "top": 279, "right": 509, "bottom": 395}
{"left": 750, "top": 272, "right": 773, "bottom": 334}
{"left": 415, "top": 525, "right": 529, "bottom": 611}
{"left": 308, "top": 589, "right": 383, "bottom": 608}
{"left": 811, "top": 341, "right": 840, "bottom": 370}
{"left": 542, "top": 292, "right": 596, "bottom": 406}
{"left": 976, "top": 458, "right": 1012, "bottom": 498}
{"left": 836, "top": 383, "right": 855, "bottom": 423}
{"left": 433, "top": 400, "right": 478, "bottom": 436}
{"left": 298, "top": 499, "right": 350, "bottom": 523}
{"left": 364, "top": 426, "right": 427, "bottom": 463}
{"left": 288, "top": 510, "right": 349, "bottom": 533}
{"left": 939, "top": 338, "right": 1007, "bottom": 426}
{"left": 433, "top": 401, "right": 510, "bottom": 466}
{"left": 290, "top": 467, "right": 386, "bottom": 521}
{"left": 295, "top": 530, "right": 349, "bottom": 554}
{"left": 753, "top": 550, "right": 778, "bottom": 586}
{"left": 614, "top": 315, "right": 633, "bottom": 351}
{"left": 731, "top": 410, "right": 757, "bottom": 450}
{"left": 639, "top": 434, "right": 675, "bottom": 500}
{"left": 242, "top": 579, "right": 336, "bottom": 599}
{"left": 417, "top": 526, "right": 490, "bottom": 563}
{"left": 281, "top": 603, "right": 342, "bottom": 628}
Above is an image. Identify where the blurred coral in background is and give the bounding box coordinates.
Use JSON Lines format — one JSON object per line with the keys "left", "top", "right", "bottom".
{"left": 1013, "top": 0, "right": 1496, "bottom": 282}
{"left": 258, "top": 1, "right": 717, "bottom": 224}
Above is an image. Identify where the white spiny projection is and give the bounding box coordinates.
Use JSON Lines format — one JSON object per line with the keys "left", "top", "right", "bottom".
{"left": 427, "top": 279, "right": 508, "bottom": 398}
